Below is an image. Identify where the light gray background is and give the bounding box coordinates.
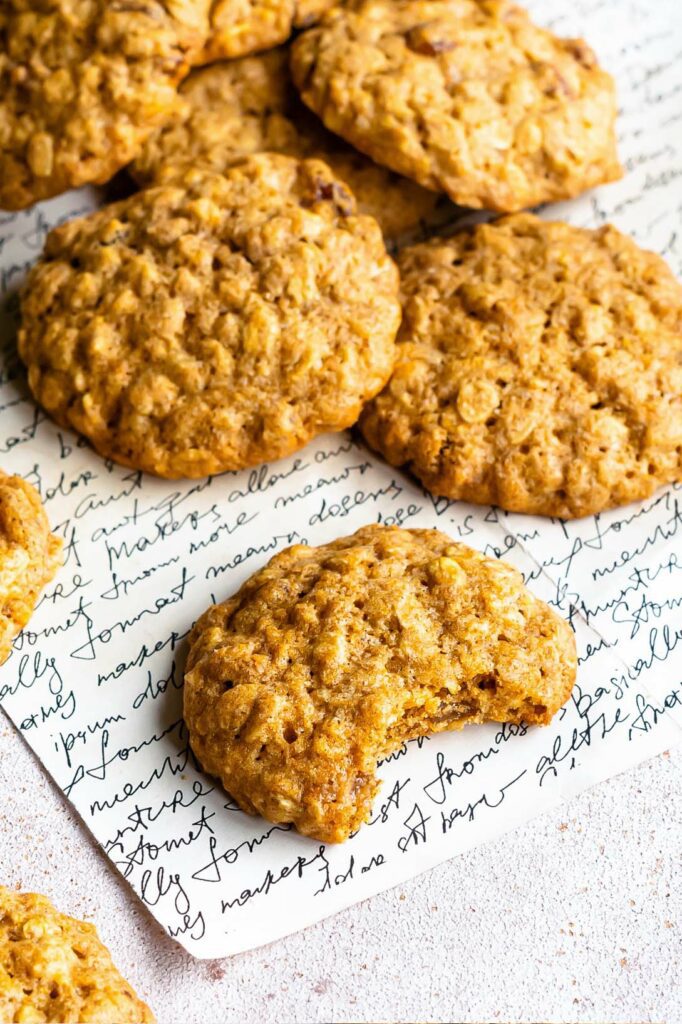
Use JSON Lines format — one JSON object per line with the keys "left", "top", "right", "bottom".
{"left": 2, "top": 717, "right": 679, "bottom": 1023}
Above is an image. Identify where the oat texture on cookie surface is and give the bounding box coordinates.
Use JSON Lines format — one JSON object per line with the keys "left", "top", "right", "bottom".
{"left": 0, "top": 0, "right": 210, "bottom": 210}
{"left": 0, "top": 471, "right": 62, "bottom": 665}
{"left": 18, "top": 154, "right": 401, "bottom": 478}
{"left": 0, "top": 886, "right": 155, "bottom": 1023}
{"left": 200, "top": 0, "right": 335, "bottom": 63}
{"left": 361, "top": 214, "right": 682, "bottom": 519}
{"left": 131, "top": 47, "right": 453, "bottom": 244}
{"left": 184, "top": 524, "right": 577, "bottom": 843}
{"left": 291, "top": 0, "right": 622, "bottom": 211}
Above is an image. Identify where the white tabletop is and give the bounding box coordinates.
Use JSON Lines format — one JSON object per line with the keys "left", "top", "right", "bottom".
{"left": 2, "top": 717, "right": 679, "bottom": 1024}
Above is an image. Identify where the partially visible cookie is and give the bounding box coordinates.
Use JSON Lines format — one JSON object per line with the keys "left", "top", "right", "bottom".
{"left": 291, "top": 0, "right": 622, "bottom": 212}
{"left": 360, "top": 214, "right": 682, "bottom": 519}
{"left": 184, "top": 524, "right": 576, "bottom": 843}
{"left": 295, "top": 0, "right": 336, "bottom": 26}
{"left": 0, "top": 472, "right": 62, "bottom": 664}
{"left": 0, "top": 886, "right": 154, "bottom": 1023}
{"left": 131, "top": 49, "right": 453, "bottom": 245}
{"left": 0, "top": 0, "right": 209, "bottom": 210}
{"left": 19, "top": 155, "right": 400, "bottom": 478}
{"left": 201, "top": 0, "right": 335, "bottom": 63}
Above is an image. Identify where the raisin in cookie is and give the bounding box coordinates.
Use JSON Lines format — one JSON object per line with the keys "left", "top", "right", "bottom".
{"left": 184, "top": 524, "right": 576, "bottom": 843}
{"left": 0, "top": 0, "right": 210, "bottom": 211}
{"left": 0, "top": 886, "right": 154, "bottom": 1023}
{"left": 291, "top": 0, "right": 622, "bottom": 212}
{"left": 131, "top": 48, "right": 454, "bottom": 245}
{"left": 0, "top": 471, "right": 62, "bottom": 664}
{"left": 201, "top": 0, "right": 335, "bottom": 63}
{"left": 360, "top": 214, "right": 682, "bottom": 519}
{"left": 19, "top": 155, "right": 400, "bottom": 478}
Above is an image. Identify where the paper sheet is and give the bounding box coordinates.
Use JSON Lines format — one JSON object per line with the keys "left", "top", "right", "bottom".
{"left": 1, "top": 0, "right": 681, "bottom": 960}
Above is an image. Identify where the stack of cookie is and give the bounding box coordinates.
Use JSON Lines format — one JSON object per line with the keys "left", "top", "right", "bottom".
{"left": 3, "top": 0, "right": 682, "bottom": 849}
{"left": 1, "top": 3, "right": 682, "bottom": 1016}
{"left": 4, "top": 0, "right": 681, "bottom": 519}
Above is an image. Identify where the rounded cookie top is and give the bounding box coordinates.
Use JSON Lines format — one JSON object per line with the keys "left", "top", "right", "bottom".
{"left": 184, "top": 523, "right": 576, "bottom": 842}
{"left": 0, "top": 0, "right": 209, "bottom": 211}
{"left": 291, "top": 0, "right": 622, "bottom": 211}
{"left": 131, "top": 48, "right": 453, "bottom": 245}
{"left": 0, "top": 471, "right": 62, "bottom": 665}
{"left": 201, "top": 0, "right": 335, "bottom": 63}
{"left": 360, "top": 214, "right": 682, "bottom": 519}
{"left": 19, "top": 154, "right": 401, "bottom": 479}
{"left": 0, "top": 886, "right": 154, "bottom": 1023}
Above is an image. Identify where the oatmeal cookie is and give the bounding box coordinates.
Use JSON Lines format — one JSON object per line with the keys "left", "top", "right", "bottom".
{"left": 184, "top": 524, "right": 576, "bottom": 843}
{"left": 360, "top": 214, "right": 682, "bottom": 519}
{"left": 0, "top": 472, "right": 62, "bottom": 665}
{"left": 131, "top": 49, "right": 453, "bottom": 244}
{"left": 19, "top": 155, "right": 400, "bottom": 478}
{"left": 0, "top": 886, "right": 154, "bottom": 1023}
{"left": 201, "top": 0, "right": 335, "bottom": 63}
{"left": 0, "top": 0, "right": 209, "bottom": 211}
{"left": 291, "top": 0, "right": 622, "bottom": 211}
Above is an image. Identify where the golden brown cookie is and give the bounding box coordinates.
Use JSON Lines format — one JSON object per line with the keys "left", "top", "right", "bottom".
{"left": 0, "top": 472, "right": 62, "bottom": 665}
{"left": 184, "top": 524, "right": 576, "bottom": 843}
{"left": 19, "top": 155, "right": 400, "bottom": 479}
{"left": 0, "top": 0, "right": 210, "bottom": 211}
{"left": 360, "top": 214, "right": 682, "bottom": 519}
{"left": 0, "top": 886, "right": 154, "bottom": 1023}
{"left": 201, "top": 0, "right": 335, "bottom": 63}
{"left": 131, "top": 48, "right": 454, "bottom": 245}
{"left": 291, "top": 0, "right": 622, "bottom": 212}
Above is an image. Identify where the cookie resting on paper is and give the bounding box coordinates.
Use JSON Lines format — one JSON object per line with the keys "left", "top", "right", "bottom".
{"left": 200, "top": 0, "right": 335, "bottom": 63}
{"left": 184, "top": 524, "right": 577, "bottom": 843}
{"left": 18, "top": 154, "right": 401, "bottom": 478}
{"left": 291, "top": 0, "right": 622, "bottom": 212}
{"left": 360, "top": 214, "right": 682, "bottom": 519}
{"left": 131, "top": 48, "right": 454, "bottom": 245}
{"left": 0, "top": 471, "right": 62, "bottom": 665}
{"left": 0, "top": 0, "right": 209, "bottom": 210}
{"left": 0, "top": 886, "right": 155, "bottom": 1023}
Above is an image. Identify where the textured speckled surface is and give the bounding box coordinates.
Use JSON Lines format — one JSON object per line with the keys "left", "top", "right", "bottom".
{"left": 1, "top": 717, "right": 679, "bottom": 1023}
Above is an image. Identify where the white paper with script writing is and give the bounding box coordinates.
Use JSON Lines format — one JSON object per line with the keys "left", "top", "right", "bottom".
{"left": 1, "top": 0, "right": 681, "bottom": 959}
